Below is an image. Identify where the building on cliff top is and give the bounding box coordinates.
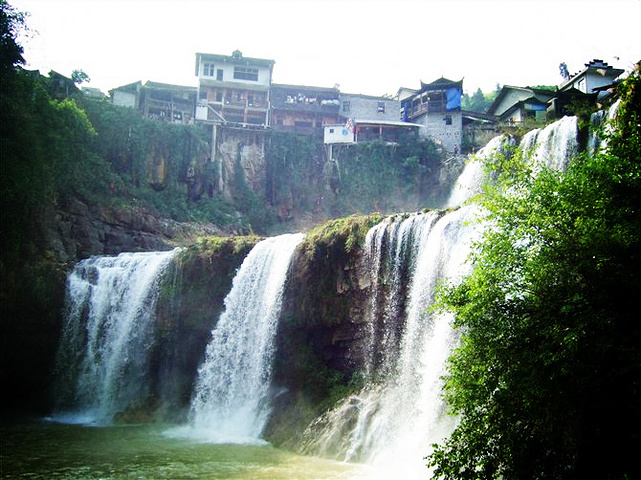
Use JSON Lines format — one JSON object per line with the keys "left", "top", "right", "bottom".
{"left": 324, "top": 92, "right": 419, "bottom": 145}
{"left": 487, "top": 85, "right": 556, "bottom": 124}
{"left": 399, "top": 77, "right": 463, "bottom": 153}
{"left": 487, "top": 59, "right": 624, "bottom": 126}
{"left": 270, "top": 84, "right": 341, "bottom": 134}
{"left": 194, "top": 50, "right": 275, "bottom": 128}
{"left": 110, "top": 81, "right": 196, "bottom": 124}
{"left": 558, "top": 59, "right": 624, "bottom": 101}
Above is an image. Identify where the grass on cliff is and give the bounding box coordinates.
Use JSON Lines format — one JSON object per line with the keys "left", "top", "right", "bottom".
{"left": 300, "top": 214, "right": 384, "bottom": 260}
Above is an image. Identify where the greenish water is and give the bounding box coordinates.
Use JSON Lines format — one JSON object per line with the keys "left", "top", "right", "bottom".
{"left": 1, "top": 419, "right": 374, "bottom": 479}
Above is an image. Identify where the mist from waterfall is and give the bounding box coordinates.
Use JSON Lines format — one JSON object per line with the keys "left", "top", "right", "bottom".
{"left": 52, "top": 250, "right": 177, "bottom": 425}
{"left": 178, "top": 233, "right": 304, "bottom": 444}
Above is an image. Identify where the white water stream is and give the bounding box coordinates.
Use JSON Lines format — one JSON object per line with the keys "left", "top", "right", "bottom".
{"left": 52, "top": 249, "right": 177, "bottom": 425}
{"left": 50, "top": 113, "right": 586, "bottom": 478}
{"left": 177, "top": 233, "right": 304, "bottom": 444}
{"left": 301, "top": 114, "right": 581, "bottom": 477}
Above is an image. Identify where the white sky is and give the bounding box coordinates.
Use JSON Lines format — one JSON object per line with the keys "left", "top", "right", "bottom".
{"left": 10, "top": 0, "right": 641, "bottom": 97}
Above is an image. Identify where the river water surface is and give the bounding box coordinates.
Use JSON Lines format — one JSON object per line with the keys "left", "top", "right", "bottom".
{"left": 2, "top": 418, "right": 375, "bottom": 479}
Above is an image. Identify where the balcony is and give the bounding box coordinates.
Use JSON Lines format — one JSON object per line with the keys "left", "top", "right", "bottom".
{"left": 406, "top": 101, "right": 446, "bottom": 119}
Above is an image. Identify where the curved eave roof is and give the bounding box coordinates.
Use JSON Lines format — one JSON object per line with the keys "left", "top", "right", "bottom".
{"left": 419, "top": 77, "right": 463, "bottom": 91}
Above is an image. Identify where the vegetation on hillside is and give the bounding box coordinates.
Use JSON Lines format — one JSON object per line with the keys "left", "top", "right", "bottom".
{"left": 461, "top": 87, "right": 499, "bottom": 113}
{"left": 429, "top": 64, "right": 641, "bottom": 479}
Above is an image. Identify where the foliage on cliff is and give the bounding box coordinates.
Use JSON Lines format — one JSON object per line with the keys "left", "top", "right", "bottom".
{"left": 332, "top": 137, "right": 444, "bottom": 215}
{"left": 300, "top": 213, "right": 384, "bottom": 259}
{"left": 429, "top": 64, "right": 641, "bottom": 479}
{"left": 265, "top": 132, "right": 444, "bottom": 232}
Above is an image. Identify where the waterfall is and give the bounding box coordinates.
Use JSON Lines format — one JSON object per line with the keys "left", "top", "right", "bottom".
{"left": 53, "top": 249, "right": 177, "bottom": 425}
{"left": 301, "top": 207, "right": 480, "bottom": 477}
{"left": 588, "top": 99, "right": 620, "bottom": 154}
{"left": 184, "top": 233, "right": 304, "bottom": 444}
{"left": 520, "top": 115, "right": 578, "bottom": 172}
{"left": 361, "top": 212, "right": 440, "bottom": 378}
{"left": 302, "top": 114, "right": 588, "bottom": 476}
{"left": 444, "top": 134, "right": 508, "bottom": 209}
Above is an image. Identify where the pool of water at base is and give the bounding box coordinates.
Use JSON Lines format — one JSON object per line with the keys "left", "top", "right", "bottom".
{"left": 1, "top": 418, "right": 375, "bottom": 479}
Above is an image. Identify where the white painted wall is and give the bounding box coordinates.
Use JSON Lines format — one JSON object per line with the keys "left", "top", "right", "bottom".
{"left": 324, "top": 124, "right": 355, "bottom": 144}
{"left": 198, "top": 60, "right": 271, "bottom": 87}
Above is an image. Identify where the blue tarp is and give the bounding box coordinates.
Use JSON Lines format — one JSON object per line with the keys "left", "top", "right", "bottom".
{"left": 446, "top": 87, "right": 461, "bottom": 110}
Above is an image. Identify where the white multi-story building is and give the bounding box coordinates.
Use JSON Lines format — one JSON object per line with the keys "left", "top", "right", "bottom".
{"left": 195, "top": 50, "right": 275, "bottom": 127}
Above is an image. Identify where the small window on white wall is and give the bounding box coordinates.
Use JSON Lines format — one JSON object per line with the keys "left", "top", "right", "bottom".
{"left": 203, "top": 62, "right": 215, "bottom": 77}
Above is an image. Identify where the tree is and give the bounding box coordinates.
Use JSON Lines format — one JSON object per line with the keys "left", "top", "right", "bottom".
{"left": 429, "top": 64, "right": 641, "bottom": 479}
{"left": 71, "top": 68, "right": 90, "bottom": 85}
{"left": 462, "top": 88, "right": 496, "bottom": 113}
{"left": 559, "top": 61, "right": 570, "bottom": 81}
{"left": 0, "top": 0, "right": 26, "bottom": 79}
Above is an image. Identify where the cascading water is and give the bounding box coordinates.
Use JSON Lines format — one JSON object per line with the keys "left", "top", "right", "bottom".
{"left": 361, "top": 212, "right": 440, "bottom": 378}
{"left": 588, "top": 99, "right": 620, "bottom": 154}
{"left": 182, "top": 233, "right": 304, "bottom": 444}
{"left": 520, "top": 115, "right": 578, "bottom": 171}
{"left": 301, "top": 206, "right": 480, "bottom": 477}
{"left": 302, "top": 114, "right": 587, "bottom": 477}
{"left": 444, "top": 133, "right": 509, "bottom": 208}
{"left": 53, "top": 249, "right": 177, "bottom": 425}
{"left": 447, "top": 115, "right": 580, "bottom": 211}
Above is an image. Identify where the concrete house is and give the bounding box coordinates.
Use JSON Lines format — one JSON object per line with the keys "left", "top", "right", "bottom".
{"left": 326, "top": 93, "right": 417, "bottom": 144}
{"left": 547, "top": 59, "right": 624, "bottom": 118}
{"left": 400, "top": 77, "right": 464, "bottom": 153}
{"left": 141, "top": 81, "right": 197, "bottom": 124}
{"left": 339, "top": 93, "right": 400, "bottom": 123}
{"left": 270, "top": 84, "right": 341, "bottom": 133}
{"left": 487, "top": 85, "right": 556, "bottom": 124}
{"left": 558, "top": 59, "right": 624, "bottom": 101}
{"left": 195, "top": 50, "right": 275, "bottom": 127}
{"left": 111, "top": 81, "right": 143, "bottom": 109}
{"left": 110, "top": 81, "right": 196, "bottom": 124}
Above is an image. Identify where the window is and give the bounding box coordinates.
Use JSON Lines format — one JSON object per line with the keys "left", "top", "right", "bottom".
{"left": 444, "top": 115, "right": 452, "bottom": 125}
{"left": 342, "top": 101, "right": 351, "bottom": 112}
{"left": 216, "top": 91, "right": 223, "bottom": 102}
{"left": 217, "top": 69, "right": 224, "bottom": 81}
{"left": 377, "top": 102, "right": 385, "bottom": 113}
{"left": 203, "top": 62, "right": 215, "bottom": 77}
{"left": 233, "top": 66, "right": 259, "bottom": 81}
{"left": 199, "top": 90, "right": 207, "bottom": 100}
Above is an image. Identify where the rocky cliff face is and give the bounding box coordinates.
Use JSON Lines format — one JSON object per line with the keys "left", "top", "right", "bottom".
{"left": 151, "top": 236, "right": 260, "bottom": 420}
{"left": 264, "top": 215, "right": 384, "bottom": 446}
{"left": 216, "top": 129, "right": 267, "bottom": 199}
{"left": 38, "top": 197, "right": 225, "bottom": 265}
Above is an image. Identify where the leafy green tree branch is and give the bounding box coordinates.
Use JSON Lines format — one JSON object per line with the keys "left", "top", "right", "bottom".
{"left": 429, "top": 63, "right": 641, "bottom": 479}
